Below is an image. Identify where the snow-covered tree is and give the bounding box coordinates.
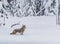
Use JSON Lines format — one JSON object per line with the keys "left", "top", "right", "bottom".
{"left": 0, "top": 0, "right": 58, "bottom": 26}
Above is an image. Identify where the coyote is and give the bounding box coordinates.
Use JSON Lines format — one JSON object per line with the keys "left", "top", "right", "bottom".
{"left": 10, "top": 24, "right": 26, "bottom": 35}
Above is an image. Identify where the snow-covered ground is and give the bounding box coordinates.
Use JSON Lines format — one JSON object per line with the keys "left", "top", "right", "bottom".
{"left": 0, "top": 16, "right": 60, "bottom": 44}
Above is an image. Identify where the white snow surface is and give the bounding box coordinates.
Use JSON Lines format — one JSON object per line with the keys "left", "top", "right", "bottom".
{"left": 0, "top": 16, "right": 60, "bottom": 44}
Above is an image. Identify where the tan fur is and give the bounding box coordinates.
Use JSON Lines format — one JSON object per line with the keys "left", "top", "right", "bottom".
{"left": 10, "top": 25, "right": 26, "bottom": 35}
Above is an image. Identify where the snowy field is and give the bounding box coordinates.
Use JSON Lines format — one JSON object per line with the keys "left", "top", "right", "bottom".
{"left": 0, "top": 16, "right": 60, "bottom": 44}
